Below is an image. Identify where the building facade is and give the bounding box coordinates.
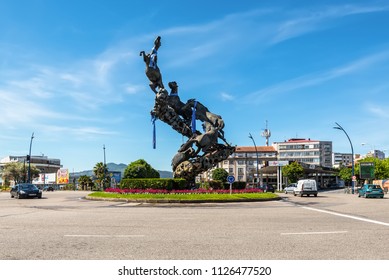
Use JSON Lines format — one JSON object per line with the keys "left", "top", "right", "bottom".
{"left": 0, "top": 155, "right": 62, "bottom": 185}
{"left": 366, "top": 149, "right": 386, "bottom": 159}
{"left": 1, "top": 155, "right": 62, "bottom": 174}
{"left": 332, "top": 152, "right": 353, "bottom": 168}
{"left": 198, "top": 146, "right": 277, "bottom": 184}
{"left": 273, "top": 138, "right": 333, "bottom": 168}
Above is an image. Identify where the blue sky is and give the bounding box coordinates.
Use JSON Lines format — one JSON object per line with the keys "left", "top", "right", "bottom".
{"left": 1, "top": 0, "right": 389, "bottom": 172}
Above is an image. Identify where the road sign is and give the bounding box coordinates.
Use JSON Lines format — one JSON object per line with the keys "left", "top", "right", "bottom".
{"left": 227, "top": 175, "right": 235, "bottom": 184}
{"left": 360, "top": 162, "right": 375, "bottom": 179}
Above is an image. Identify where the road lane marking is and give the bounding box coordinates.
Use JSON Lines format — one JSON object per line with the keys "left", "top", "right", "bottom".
{"left": 64, "top": 234, "right": 145, "bottom": 238}
{"left": 302, "top": 206, "right": 389, "bottom": 227}
{"left": 281, "top": 231, "right": 348, "bottom": 235}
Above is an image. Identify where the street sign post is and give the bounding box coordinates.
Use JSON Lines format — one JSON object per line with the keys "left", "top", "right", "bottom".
{"left": 227, "top": 175, "right": 235, "bottom": 195}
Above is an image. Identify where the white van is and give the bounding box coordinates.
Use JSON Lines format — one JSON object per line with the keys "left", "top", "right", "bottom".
{"left": 293, "top": 179, "right": 318, "bottom": 197}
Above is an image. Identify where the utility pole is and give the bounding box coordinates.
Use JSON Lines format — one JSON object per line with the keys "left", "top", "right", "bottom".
{"left": 27, "top": 132, "right": 34, "bottom": 183}
{"left": 249, "top": 133, "right": 260, "bottom": 187}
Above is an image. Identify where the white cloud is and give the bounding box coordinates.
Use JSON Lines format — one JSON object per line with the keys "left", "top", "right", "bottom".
{"left": 366, "top": 103, "right": 389, "bottom": 119}
{"left": 242, "top": 50, "right": 389, "bottom": 104}
{"left": 220, "top": 92, "right": 234, "bottom": 101}
{"left": 270, "top": 4, "right": 389, "bottom": 44}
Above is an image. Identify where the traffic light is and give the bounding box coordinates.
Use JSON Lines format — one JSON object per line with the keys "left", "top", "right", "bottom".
{"left": 26, "top": 155, "right": 30, "bottom": 161}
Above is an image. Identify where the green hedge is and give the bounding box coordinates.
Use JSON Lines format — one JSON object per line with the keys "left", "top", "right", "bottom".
{"left": 120, "top": 178, "right": 187, "bottom": 190}
{"left": 200, "top": 181, "right": 247, "bottom": 190}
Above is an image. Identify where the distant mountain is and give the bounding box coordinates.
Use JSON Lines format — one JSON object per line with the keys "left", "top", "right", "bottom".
{"left": 159, "top": 170, "right": 173, "bottom": 178}
{"left": 72, "top": 163, "right": 173, "bottom": 178}
{"left": 107, "top": 163, "right": 127, "bottom": 174}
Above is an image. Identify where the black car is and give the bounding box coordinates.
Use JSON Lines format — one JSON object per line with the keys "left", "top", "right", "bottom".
{"left": 259, "top": 185, "right": 275, "bottom": 193}
{"left": 10, "top": 183, "right": 42, "bottom": 199}
{"left": 43, "top": 186, "right": 54, "bottom": 191}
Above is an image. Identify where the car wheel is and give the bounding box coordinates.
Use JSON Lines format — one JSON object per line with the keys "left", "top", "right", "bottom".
{"left": 314, "top": 194, "right": 317, "bottom": 197}
{"left": 293, "top": 193, "right": 297, "bottom": 196}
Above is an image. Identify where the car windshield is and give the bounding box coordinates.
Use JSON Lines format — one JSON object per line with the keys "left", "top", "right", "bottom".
{"left": 20, "top": 184, "right": 37, "bottom": 190}
{"left": 366, "top": 185, "right": 380, "bottom": 190}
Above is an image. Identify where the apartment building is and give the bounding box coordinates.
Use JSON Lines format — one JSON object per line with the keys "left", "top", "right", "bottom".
{"left": 332, "top": 152, "right": 353, "bottom": 168}
{"left": 273, "top": 138, "right": 333, "bottom": 168}
{"left": 366, "top": 149, "right": 386, "bottom": 159}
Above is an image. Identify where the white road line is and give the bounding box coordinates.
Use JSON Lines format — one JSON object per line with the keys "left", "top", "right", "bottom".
{"left": 281, "top": 231, "right": 348, "bottom": 235}
{"left": 302, "top": 206, "right": 389, "bottom": 227}
{"left": 64, "top": 234, "right": 145, "bottom": 238}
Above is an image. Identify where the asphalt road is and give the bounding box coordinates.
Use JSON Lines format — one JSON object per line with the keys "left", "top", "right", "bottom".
{"left": 0, "top": 189, "right": 388, "bottom": 260}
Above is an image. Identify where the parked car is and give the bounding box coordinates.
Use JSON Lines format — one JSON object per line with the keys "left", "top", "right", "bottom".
{"left": 284, "top": 183, "right": 297, "bottom": 194}
{"left": 358, "top": 184, "right": 384, "bottom": 198}
{"left": 43, "top": 186, "right": 54, "bottom": 191}
{"left": 10, "top": 183, "right": 42, "bottom": 199}
{"left": 294, "top": 179, "right": 318, "bottom": 197}
{"left": 259, "top": 185, "right": 275, "bottom": 193}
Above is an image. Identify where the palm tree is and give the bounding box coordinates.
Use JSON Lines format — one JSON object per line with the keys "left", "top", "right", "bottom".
{"left": 78, "top": 175, "right": 94, "bottom": 190}
{"left": 93, "top": 162, "right": 108, "bottom": 190}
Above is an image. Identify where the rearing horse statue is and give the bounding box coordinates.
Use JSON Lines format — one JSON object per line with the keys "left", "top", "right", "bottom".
{"left": 139, "top": 36, "right": 164, "bottom": 94}
{"left": 141, "top": 36, "right": 235, "bottom": 183}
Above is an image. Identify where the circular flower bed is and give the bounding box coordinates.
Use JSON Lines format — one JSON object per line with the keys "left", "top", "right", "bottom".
{"left": 104, "top": 188, "right": 264, "bottom": 195}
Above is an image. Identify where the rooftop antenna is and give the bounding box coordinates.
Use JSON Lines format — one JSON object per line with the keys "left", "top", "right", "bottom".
{"left": 261, "top": 120, "right": 271, "bottom": 146}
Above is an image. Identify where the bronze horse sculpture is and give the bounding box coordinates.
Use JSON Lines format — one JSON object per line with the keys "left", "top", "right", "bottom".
{"left": 139, "top": 36, "right": 164, "bottom": 94}
{"left": 141, "top": 36, "right": 235, "bottom": 182}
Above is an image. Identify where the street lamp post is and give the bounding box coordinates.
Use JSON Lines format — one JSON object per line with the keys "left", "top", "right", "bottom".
{"left": 103, "top": 144, "right": 107, "bottom": 189}
{"left": 333, "top": 122, "right": 354, "bottom": 194}
{"left": 103, "top": 144, "right": 106, "bottom": 167}
{"left": 248, "top": 133, "right": 260, "bottom": 187}
{"left": 27, "top": 132, "right": 34, "bottom": 183}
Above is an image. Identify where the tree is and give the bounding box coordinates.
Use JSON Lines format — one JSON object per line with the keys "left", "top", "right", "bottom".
{"left": 0, "top": 162, "right": 40, "bottom": 184}
{"left": 123, "top": 159, "right": 160, "bottom": 179}
{"left": 282, "top": 161, "right": 304, "bottom": 183}
{"left": 338, "top": 166, "right": 352, "bottom": 185}
{"left": 355, "top": 157, "right": 389, "bottom": 180}
{"left": 78, "top": 175, "right": 94, "bottom": 190}
{"left": 93, "top": 162, "right": 108, "bottom": 190}
{"left": 212, "top": 168, "right": 228, "bottom": 183}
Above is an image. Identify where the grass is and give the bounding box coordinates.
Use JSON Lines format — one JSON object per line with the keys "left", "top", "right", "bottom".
{"left": 88, "top": 191, "right": 279, "bottom": 202}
